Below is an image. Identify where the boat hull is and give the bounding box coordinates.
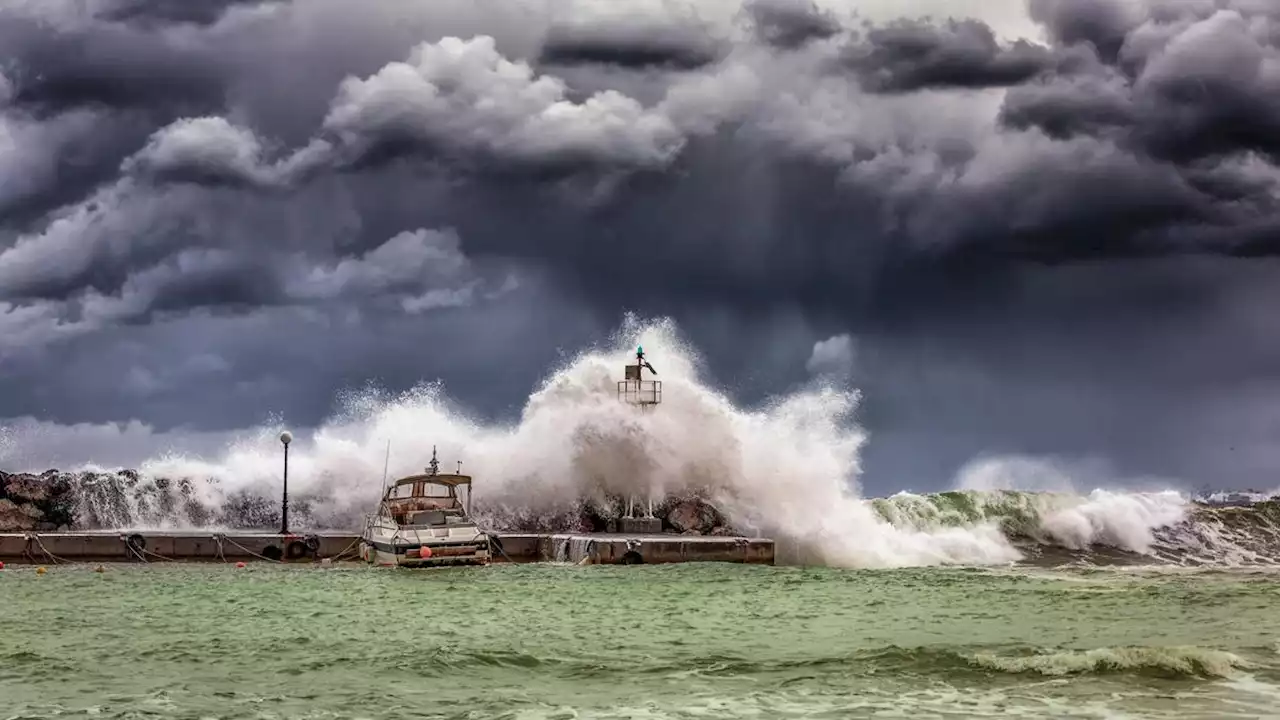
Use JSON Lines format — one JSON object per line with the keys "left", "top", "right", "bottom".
{"left": 359, "top": 537, "right": 491, "bottom": 568}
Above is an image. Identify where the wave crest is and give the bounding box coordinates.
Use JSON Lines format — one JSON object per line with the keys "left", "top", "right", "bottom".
{"left": 4, "top": 316, "right": 1277, "bottom": 568}
{"left": 968, "top": 646, "right": 1250, "bottom": 679}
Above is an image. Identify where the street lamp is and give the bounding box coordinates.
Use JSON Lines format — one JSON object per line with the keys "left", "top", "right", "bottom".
{"left": 279, "top": 430, "right": 293, "bottom": 535}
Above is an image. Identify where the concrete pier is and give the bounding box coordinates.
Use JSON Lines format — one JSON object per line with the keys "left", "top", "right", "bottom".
{"left": 492, "top": 533, "right": 774, "bottom": 565}
{"left": 0, "top": 531, "right": 774, "bottom": 566}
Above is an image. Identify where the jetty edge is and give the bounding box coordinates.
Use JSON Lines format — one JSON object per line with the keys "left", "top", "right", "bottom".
{"left": 0, "top": 530, "right": 775, "bottom": 565}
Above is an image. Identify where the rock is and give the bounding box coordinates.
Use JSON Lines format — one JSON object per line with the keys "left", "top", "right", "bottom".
{"left": 1, "top": 471, "right": 75, "bottom": 531}
{"left": 664, "top": 496, "right": 727, "bottom": 534}
{"left": 2, "top": 466, "right": 743, "bottom": 536}
{"left": 0, "top": 498, "right": 43, "bottom": 531}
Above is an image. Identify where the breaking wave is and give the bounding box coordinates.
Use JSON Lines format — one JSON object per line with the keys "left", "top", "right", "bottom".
{"left": 4, "top": 316, "right": 1280, "bottom": 568}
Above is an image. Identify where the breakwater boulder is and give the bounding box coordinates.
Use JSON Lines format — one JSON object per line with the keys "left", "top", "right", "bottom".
{"left": 1, "top": 468, "right": 739, "bottom": 536}
{"left": 477, "top": 492, "right": 737, "bottom": 535}
{"left": 0, "top": 471, "right": 76, "bottom": 531}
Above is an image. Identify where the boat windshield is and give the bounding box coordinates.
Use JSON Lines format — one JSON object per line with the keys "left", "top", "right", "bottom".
{"left": 389, "top": 482, "right": 453, "bottom": 500}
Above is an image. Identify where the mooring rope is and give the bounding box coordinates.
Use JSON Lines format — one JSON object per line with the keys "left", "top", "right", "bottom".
{"left": 475, "top": 526, "right": 515, "bottom": 564}
{"left": 14, "top": 531, "right": 511, "bottom": 566}
{"left": 140, "top": 546, "right": 177, "bottom": 562}
{"left": 327, "top": 536, "right": 362, "bottom": 561}
{"left": 212, "top": 533, "right": 228, "bottom": 563}
{"left": 219, "top": 534, "right": 284, "bottom": 564}
{"left": 121, "top": 537, "right": 147, "bottom": 563}
{"left": 27, "top": 533, "right": 71, "bottom": 565}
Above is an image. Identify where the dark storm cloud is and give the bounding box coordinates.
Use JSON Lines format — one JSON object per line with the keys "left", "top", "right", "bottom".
{"left": 0, "top": 15, "right": 225, "bottom": 118}
{"left": 5, "top": 0, "right": 1280, "bottom": 490}
{"left": 1010, "top": 2, "right": 1280, "bottom": 163}
{"left": 998, "top": 71, "right": 1135, "bottom": 140}
{"left": 742, "top": 0, "right": 842, "bottom": 50}
{"left": 539, "top": 16, "right": 725, "bottom": 70}
{"left": 1027, "top": 0, "right": 1140, "bottom": 62}
{"left": 843, "top": 18, "right": 1057, "bottom": 93}
{"left": 95, "top": 0, "right": 285, "bottom": 27}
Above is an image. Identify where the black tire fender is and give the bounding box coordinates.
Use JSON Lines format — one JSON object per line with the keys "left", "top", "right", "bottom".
{"left": 285, "top": 540, "right": 308, "bottom": 560}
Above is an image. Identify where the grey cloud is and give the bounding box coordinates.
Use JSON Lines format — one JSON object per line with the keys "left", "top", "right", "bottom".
{"left": 316, "top": 36, "right": 688, "bottom": 173}
{"left": 0, "top": 12, "right": 226, "bottom": 118}
{"left": 127, "top": 35, "right": 694, "bottom": 189}
{"left": 0, "top": 416, "right": 243, "bottom": 472}
{"left": 1001, "top": 5, "right": 1280, "bottom": 184}
{"left": 999, "top": 71, "right": 1135, "bottom": 140}
{"left": 123, "top": 116, "right": 289, "bottom": 189}
{"left": 94, "top": 0, "right": 284, "bottom": 27}
{"left": 6, "top": 0, "right": 1280, "bottom": 492}
{"left": 0, "top": 216, "right": 515, "bottom": 360}
{"left": 1129, "top": 10, "right": 1280, "bottom": 163}
{"left": 539, "top": 13, "right": 725, "bottom": 70}
{"left": 843, "top": 18, "right": 1056, "bottom": 93}
{"left": 806, "top": 333, "right": 857, "bottom": 381}
{"left": 1027, "top": 0, "right": 1141, "bottom": 62}
{"left": 742, "top": 0, "right": 842, "bottom": 50}
{"left": 0, "top": 109, "right": 103, "bottom": 217}
{"left": 0, "top": 182, "right": 201, "bottom": 301}
{"left": 284, "top": 227, "right": 515, "bottom": 313}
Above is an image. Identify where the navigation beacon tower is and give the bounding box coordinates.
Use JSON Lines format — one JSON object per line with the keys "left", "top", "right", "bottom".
{"left": 615, "top": 345, "right": 663, "bottom": 533}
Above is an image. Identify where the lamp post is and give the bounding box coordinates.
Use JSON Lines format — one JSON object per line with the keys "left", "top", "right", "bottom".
{"left": 279, "top": 430, "right": 293, "bottom": 535}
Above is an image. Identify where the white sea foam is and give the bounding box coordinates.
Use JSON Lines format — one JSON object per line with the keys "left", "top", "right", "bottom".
{"left": 45, "top": 316, "right": 1209, "bottom": 568}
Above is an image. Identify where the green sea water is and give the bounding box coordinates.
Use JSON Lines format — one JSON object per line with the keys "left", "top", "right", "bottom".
{"left": 2, "top": 562, "right": 1279, "bottom": 719}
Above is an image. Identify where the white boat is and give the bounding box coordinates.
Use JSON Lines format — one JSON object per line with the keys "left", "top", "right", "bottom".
{"left": 359, "top": 448, "right": 491, "bottom": 567}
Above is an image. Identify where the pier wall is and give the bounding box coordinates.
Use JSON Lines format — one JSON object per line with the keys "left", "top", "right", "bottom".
{"left": 0, "top": 531, "right": 774, "bottom": 566}
{"left": 493, "top": 533, "right": 774, "bottom": 565}
{"left": 0, "top": 532, "right": 356, "bottom": 563}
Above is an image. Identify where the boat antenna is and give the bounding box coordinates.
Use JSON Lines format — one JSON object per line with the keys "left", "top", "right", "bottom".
{"left": 381, "top": 439, "right": 391, "bottom": 490}
{"left": 427, "top": 445, "right": 439, "bottom": 475}
{"left": 457, "top": 460, "right": 463, "bottom": 474}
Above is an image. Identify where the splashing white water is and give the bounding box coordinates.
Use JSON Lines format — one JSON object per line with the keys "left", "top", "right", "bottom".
{"left": 62, "top": 316, "right": 999, "bottom": 567}
{"left": 32, "top": 316, "right": 1209, "bottom": 568}
{"left": 952, "top": 455, "right": 1194, "bottom": 554}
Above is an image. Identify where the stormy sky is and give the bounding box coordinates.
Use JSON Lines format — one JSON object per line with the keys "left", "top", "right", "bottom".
{"left": 3, "top": 0, "right": 1280, "bottom": 495}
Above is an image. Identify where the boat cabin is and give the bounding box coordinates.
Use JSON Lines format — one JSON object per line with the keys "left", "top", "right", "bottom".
{"left": 383, "top": 473, "right": 474, "bottom": 527}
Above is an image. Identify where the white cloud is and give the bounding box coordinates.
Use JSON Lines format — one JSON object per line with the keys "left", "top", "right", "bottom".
{"left": 123, "top": 116, "right": 289, "bottom": 188}
{"left": 806, "top": 333, "right": 857, "bottom": 380}
{"left": 288, "top": 227, "right": 472, "bottom": 301}
{"left": 319, "top": 35, "right": 687, "bottom": 169}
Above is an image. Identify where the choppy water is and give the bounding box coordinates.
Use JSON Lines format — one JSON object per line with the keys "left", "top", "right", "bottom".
{"left": 3, "top": 563, "right": 1279, "bottom": 719}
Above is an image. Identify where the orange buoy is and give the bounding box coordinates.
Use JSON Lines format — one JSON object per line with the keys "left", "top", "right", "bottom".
{"left": 420, "top": 546, "right": 433, "bottom": 559}
{"left": 235, "top": 561, "right": 246, "bottom": 568}
{"left": 36, "top": 566, "right": 47, "bottom": 575}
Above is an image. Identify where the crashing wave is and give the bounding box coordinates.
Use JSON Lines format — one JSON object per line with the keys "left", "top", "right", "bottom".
{"left": 5, "top": 470, "right": 1280, "bottom": 568}
{"left": 3, "top": 316, "right": 1276, "bottom": 568}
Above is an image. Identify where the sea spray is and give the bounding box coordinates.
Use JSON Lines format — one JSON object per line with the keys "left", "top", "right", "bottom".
{"left": 2, "top": 316, "right": 1267, "bottom": 567}
{"left": 120, "top": 316, "right": 1028, "bottom": 567}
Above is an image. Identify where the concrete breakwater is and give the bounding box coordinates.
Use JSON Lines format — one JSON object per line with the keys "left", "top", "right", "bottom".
{"left": 1, "top": 468, "right": 775, "bottom": 566}
{"left": 0, "top": 531, "right": 775, "bottom": 566}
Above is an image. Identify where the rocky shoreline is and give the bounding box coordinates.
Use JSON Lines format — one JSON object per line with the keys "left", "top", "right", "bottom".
{"left": 0, "top": 469, "right": 738, "bottom": 536}
{"left": 0, "top": 471, "right": 77, "bottom": 532}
